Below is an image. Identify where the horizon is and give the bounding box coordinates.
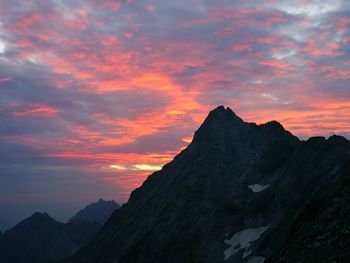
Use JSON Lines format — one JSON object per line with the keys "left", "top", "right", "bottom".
{"left": 1, "top": 0, "right": 350, "bottom": 225}
{"left": 1, "top": 106, "right": 348, "bottom": 228}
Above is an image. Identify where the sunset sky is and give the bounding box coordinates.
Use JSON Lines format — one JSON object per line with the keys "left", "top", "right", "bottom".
{"left": 0, "top": 0, "right": 350, "bottom": 224}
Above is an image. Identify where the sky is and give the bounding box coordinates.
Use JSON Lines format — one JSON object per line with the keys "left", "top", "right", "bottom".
{"left": 0, "top": 0, "right": 349, "bottom": 225}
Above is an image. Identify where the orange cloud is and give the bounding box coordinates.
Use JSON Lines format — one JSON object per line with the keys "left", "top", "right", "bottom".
{"left": 1, "top": 0, "right": 350, "bottom": 205}
{"left": 12, "top": 105, "right": 59, "bottom": 116}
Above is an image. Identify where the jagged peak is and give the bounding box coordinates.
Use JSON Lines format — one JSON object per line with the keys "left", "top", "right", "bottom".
{"left": 261, "top": 120, "right": 287, "bottom": 133}
{"left": 258, "top": 120, "right": 300, "bottom": 142}
{"left": 97, "top": 198, "right": 118, "bottom": 204}
{"left": 199, "top": 106, "right": 244, "bottom": 128}
{"left": 327, "top": 134, "right": 349, "bottom": 144}
{"left": 192, "top": 106, "right": 245, "bottom": 144}
{"left": 98, "top": 198, "right": 104, "bottom": 202}
{"left": 28, "top": 212, "right": 56, "bottom": 223}
{"left": 191, "top": 106, "right": 300, "bottom": 145}
{"left": 31, "top": 211, "right": 50, "bottom": 218}
{"left": 9, "top": 212, "right": 58, "bottom": 231}
{"left": 263, "top": 120, "right": 283, "bottom": 128}
{"left": 206, "top": 105, "right": 243, "bottom": 123}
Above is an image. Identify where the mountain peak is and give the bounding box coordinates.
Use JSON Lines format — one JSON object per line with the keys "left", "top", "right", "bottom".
{"left": 24, "top": 212, "right": 58, "bottom": 226}
{"left": 210, "top": 105, "right": 226, "bottom": 114}
{"left": 192, "top": 106, "right": 245, "bottom": 144}
{"left": 69, "top": 199, "right": 120, "bottom": 224}
{"left": 97, "top": 198, "right": 118, "bottom": 204}
{"left": 9, "top": 212, "right": 58, "bottom": 233}
{"left": 30, "top": 212, "right": 53, "bottom": 221}
{"left": 207, "top": 105, "right": 243, "bottom": 122}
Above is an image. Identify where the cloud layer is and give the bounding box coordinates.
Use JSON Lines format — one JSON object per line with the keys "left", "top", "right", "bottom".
{"left": 0, "top": 0, "right": 349, "bottom": 221}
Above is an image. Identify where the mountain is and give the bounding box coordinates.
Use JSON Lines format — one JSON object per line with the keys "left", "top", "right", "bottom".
{"left": 0, "top": 212, "right": 101, "bottom": 263}
{"left": 66, "top": 106, "right": 350, "bottom": 263}
{"left": 0, "top": 218, "right": 12, "bottom": 232}
{"left": 69, "top": 199, "right": 120, "bottom": 225}
{"left": 270, "top": 176, "right": 350, "bottom": 263}
{"left": 0, "top": 199, "right": 119, "bottom": 263}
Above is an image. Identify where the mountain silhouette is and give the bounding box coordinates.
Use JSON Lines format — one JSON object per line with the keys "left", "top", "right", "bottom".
{"left": 0, "top": 198, "right": 120, "bottom": 263}
{"left": 69, "top": 199, "right": 120, "bottom": 225}
{"left": 64, "top": 107, "right": 350, "bottom": 262}
{"left": 0, "top": 211, "right": 100, "bottom": 263}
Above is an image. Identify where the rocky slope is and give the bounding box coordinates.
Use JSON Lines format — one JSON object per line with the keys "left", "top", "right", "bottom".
{"left": 269, "top": 171, "right": 350, "bottom": 263}
{"left": 69, "top": 199, "right": 120, "bottom": 225}
{"left": 67, "top": 106, "right": 350, "bottom": 263}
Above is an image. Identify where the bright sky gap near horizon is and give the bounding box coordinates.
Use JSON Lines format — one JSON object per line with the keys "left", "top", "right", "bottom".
{"left": 0, "top": 0, "right": 349, "bottom": 223}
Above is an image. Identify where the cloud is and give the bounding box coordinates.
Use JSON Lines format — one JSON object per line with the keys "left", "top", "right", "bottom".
{"left": 0, "top": 0, "right": 349, "bottom": 220}
{"left": 109, "top": 163, "right": 162, "bottom": 171}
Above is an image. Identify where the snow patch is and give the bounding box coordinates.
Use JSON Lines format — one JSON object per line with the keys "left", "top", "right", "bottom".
{"left": 223, "top": 226, "right": 269, "bottom": 260}
{"left": 247, "top": 256, "right": 266, "bottom": 263}
{"left": 248, "top": 184, "right": 270, "bottom": 193}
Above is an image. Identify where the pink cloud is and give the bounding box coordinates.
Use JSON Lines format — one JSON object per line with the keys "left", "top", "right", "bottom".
{"left": 12, "top": 104, "right": 59, "bottom": 116}
{"left": 1, "top": 0, "right": 349, "bottom": 205}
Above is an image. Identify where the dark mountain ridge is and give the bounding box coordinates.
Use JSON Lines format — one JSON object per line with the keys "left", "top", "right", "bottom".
{"left": 0, "top": 198, "right": 120, "bottom": 263}
{"left": 0, "top": 211, "right": 101, "bottom": 263}
{"left": 64, "top": 106, "right": 350, "bottom": 262}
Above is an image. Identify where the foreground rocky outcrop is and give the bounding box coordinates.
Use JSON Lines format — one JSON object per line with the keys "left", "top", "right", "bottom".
{"left": 269, "top": 172, "right": 350, "bottom": 263}
{"left": 65, "top": 106, "right": 350, "bottom": 263}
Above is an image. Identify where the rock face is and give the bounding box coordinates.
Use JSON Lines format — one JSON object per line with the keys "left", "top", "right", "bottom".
{"left": 67, "top": 106, "right": 350, "bottom": 263}
{"left": 0, "top": 212, "right": 101, "bottom": 263}
{"left": 269, "top": 173, "right": 350, "bottom": 263}
{"left": 69, "top": 199, "right": 120, "bottom": 225}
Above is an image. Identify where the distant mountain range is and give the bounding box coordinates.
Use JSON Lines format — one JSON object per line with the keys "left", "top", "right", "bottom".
{"left": 69, "top": 199, "right": 120, "bottom": 225}
{"left": 0, "top": 199, "right": 120, "bottom": 263}
{"left": 66, "top": 106, "right": 350, "bottom": 263}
